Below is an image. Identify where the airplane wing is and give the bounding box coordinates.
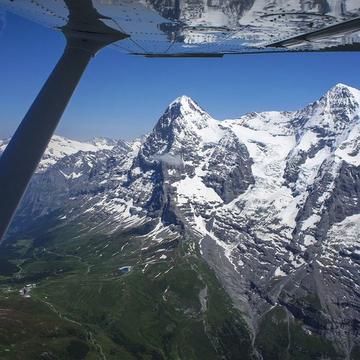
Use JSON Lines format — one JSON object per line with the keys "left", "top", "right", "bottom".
{"left": 1, "top": 0, "right": 360, "bottom": 56}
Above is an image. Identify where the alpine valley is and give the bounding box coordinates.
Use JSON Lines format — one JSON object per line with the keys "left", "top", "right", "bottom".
{"left": 0, "top": 83, "right": 359, "bottom": 360}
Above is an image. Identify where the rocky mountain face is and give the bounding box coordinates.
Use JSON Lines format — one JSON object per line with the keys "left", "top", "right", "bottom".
{"left": 2, "top": 83, "right": 360, "bottom": 359}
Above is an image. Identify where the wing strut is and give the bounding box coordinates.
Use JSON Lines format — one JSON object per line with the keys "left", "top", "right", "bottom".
{"left": 0, "top": 31, "right": 125, "bottom": 241}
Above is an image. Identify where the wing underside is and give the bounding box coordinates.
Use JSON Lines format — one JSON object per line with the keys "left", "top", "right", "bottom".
{"left": 1, "top": 0, "right": 360, "bottom": 56}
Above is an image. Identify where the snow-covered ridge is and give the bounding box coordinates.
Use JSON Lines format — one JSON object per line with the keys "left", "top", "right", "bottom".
{"left": 156, "top": 83, "right": 359, "bottom": 217}
{"left": 0, "top": 135, "right": 118, "bottom": 172}
{"left": 140, "top": 82, "right": 360, "bottom": 273}
{"left": 3, "top": 83, "right": 359, "bottom": 228}
{"left": 2, "top": 83, "right": 359, "bottom": 172}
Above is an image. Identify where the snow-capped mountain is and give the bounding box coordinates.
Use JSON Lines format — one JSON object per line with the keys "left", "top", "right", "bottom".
{"left": 0, "top": 135, "right": 118, "bottom": 172}
{"left": 3, "top": 83, "right": 360, "bottom": 357}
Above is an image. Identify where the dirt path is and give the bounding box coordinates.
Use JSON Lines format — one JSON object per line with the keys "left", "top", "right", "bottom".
{"left": 40, "top": 298, "right": 107, "bottom": 360}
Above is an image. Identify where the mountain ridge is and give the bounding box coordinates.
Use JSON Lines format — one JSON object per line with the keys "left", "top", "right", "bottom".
{"left": 1, "top": 83, "right": 360, "bottom": 359}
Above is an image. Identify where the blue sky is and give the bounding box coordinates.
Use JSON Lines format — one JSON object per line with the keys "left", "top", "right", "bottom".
{"left": 1, "top": 13, "right": 360, "bottom": 140}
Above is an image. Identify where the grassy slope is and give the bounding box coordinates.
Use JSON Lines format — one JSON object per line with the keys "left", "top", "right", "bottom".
{"left": 0, "top": 220, "right": 354, "bottom": 360}
{"left": 0, "top": 224, "right": 253, "bottom": 360}
{"left": 255, "top": 305, "right": 343, "bottom": 360}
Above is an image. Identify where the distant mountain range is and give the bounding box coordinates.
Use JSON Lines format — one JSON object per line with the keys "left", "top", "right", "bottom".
{"left": 1, "top": 83, "right": 360, "bottom": 359}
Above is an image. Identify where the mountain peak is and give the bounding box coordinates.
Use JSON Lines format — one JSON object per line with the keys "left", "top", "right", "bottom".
{"left": 170, "top": 95, "right": 195, "bottom": 106}
{"left": 330, "top": 83, "right": 357, "bottom": 92}
{"left": 324, "top": 83, "right": 360, "bottom": 103}
{"left": 150, "top": 95, "right": 211, "bottom": 133}
{"left": 140, "top": 95, "right": 218, "bottom": 158}
{"left": 167, "top": 95, "right": 205, "bottom": 116}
